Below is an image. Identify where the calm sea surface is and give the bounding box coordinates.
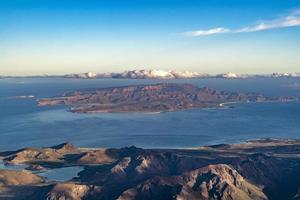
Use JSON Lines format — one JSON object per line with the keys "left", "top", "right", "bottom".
{"left": 0, "top": 77, "right": 300, "bottom": 151}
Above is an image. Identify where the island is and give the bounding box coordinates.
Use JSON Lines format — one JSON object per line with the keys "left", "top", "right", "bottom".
{"left": 38, "top": 83, "right": 297, "bottom": 113}
{"left": 1, "top": 139, "right": 300, "bottom": 200}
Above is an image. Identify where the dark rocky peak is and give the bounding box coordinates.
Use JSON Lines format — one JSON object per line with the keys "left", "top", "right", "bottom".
{"left": 50, "top": 143, "right": 76, "bottom": 151}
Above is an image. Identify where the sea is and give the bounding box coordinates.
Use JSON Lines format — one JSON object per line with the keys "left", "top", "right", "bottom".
{"left": 0, "top": 77, "right": 300, "bottom": 151}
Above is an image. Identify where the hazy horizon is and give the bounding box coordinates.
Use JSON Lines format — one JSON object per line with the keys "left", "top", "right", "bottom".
{"left": 1, "top": 0, "right": 300, "bottom": 76}
{"left": 1, "top": 69, "right": 300, "bottom": 77}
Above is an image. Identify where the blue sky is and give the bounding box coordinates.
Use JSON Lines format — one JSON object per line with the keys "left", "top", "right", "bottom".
{"left": 0, "top": 0, "right": 300, "bottom": 75}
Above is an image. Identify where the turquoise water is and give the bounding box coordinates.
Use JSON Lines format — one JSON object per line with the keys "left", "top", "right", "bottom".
{"left": 0, "top": 77, "right": 299, "bottom": 150}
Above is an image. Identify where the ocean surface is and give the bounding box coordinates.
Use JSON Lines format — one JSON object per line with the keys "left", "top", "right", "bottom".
{"left": 0, "top": 77, "right": 300, "bottom": 151}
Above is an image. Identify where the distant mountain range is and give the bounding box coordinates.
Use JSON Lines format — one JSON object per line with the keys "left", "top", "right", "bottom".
{"left": 1, "top": 69, "right": 300, "bottom": 79}
{"left": 64, "top": 70, "right": 209, "bottom": 79}
{"left": 64, "top": 70, "right": 300, "bottom": 79}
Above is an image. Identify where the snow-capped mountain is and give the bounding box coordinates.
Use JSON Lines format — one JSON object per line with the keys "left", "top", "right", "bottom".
{"left": 271, "top": 73, "right": 300, "bottom": 78}
{"left": 65, "top": 69, "right": 208, "bottom": 79}
{"left": 65, "top": 72, "right": 111, "bottom": 79}
{"left": 62, "top": 70, "right": 300, "bottom": 79}
{"left": 215, "top": 72, "right": 249, "bottom": 79}
{"left": 112, "top": 69, "right": 208, "bottom": 79}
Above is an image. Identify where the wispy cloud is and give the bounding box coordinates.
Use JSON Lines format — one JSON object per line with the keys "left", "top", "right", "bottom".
{"left": 184, "top": 27, "right": 230, "bottom": 36}
{"left": 184, "top": 9, "right": 300, "bottom": 37}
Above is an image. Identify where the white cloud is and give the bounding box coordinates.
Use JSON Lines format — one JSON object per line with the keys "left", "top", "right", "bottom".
{"left": 184, "top": 9, "right": 300, "bottom": 37}
{"left": 184, "top": 27, "right": 230, "bottom": 36}
{"left": 237, "top": 16, "right": 300, "bottom": 33}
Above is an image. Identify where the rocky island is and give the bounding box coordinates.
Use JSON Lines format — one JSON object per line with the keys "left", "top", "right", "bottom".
{"left": 1, "top": 139, "right": 300, "bottom": 200}
{"left": 37, "top": 83, "right": 297, "bottom": 113}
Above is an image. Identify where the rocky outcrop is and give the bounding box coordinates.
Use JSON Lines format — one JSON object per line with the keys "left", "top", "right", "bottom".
{"left": 179, "top": 164, "right": 267, "bottom": 200}
{"left": 0, "top": 170, "right": 44, "bottom": 186}
{"left": 46, "top": 182, "right": 90, "bottom": 200}
{"left": 4, "top": 148, "right": 62, "bottom": 164}
{"left": 118, "top": 164, "right": 267, "bottom": 200}
{"left": 0, "top": 170, "right": 45, "bottom": 200}
{"left": 3, "top": 143, "right": 79, "bottom": 166}
{"left": 76, "top": 149, "right": 116, "bottom": 165}
{"left": 38, "top": 83, "right": 296, "bottom": 113}
{"left": 1, "top": 144, "right": 141, "bottom": 169}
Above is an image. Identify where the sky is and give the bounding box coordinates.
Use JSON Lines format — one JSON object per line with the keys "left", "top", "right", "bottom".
{"left": 0, "top": 0, "right": 300, "bottom": 75}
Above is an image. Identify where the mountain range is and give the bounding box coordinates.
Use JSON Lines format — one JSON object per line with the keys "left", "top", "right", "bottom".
{"left": 64, "top": 70, "right": 300, "bottom": 79}
{"left": 1, "top": 139, "right": 300, "bottom": 200}
{"left": 2, "top": 70, "right": 300, "bottom": 79}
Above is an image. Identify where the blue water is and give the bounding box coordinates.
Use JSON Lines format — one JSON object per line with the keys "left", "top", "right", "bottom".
{"left": 0, "top": 77, "right": 299, "bottom": 151}
{"left": 0, "top": 159, "right": 83, "bottom": 181}
{"left": 36, "top": 166, "right": 83, "bottom": 181}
